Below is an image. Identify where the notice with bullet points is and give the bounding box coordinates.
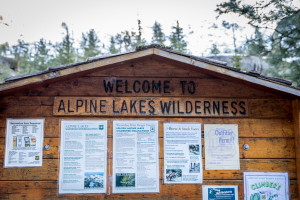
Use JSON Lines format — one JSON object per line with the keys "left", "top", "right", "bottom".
{"left": 204, "top": 124, "right": 240, "bottom": 170}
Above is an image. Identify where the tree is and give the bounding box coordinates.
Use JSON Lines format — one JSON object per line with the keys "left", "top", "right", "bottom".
{"left": 210, "top": 44, "right": 220, "bottom": 56}
{"left": 80, "top": 29, "right": 101, "bottom": 60}
{"left": 169, "top": 21, "right": 187, "bottom": 53}
{"left": 216, "top": 0, "right": 300, "bottom": 86}
{"left": 245, "top": 27, "right": 266, "bottom": 56}
{"left": 133, "top": 19, "right": 146, "bottom": 48}
{"left": 10, "top": 40, "right": 34, "bottom": 74}
{"left": 151, "top": 21, "right": 166, "bottom": 45}
{"left": 54, "top": 22, "right": 77, "bottom": 65}
{"left": 108, "top": 36, "right": 119, "bottom": 54}
{"left": 33, "top": 39, "right": 51, "bottom": 71}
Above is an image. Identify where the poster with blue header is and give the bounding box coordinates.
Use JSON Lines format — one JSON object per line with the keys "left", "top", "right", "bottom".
{"left": 202, "top": 185, "right": 238, "bottom": 200}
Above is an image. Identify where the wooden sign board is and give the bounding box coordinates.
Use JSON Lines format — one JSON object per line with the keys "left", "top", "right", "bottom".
{"left": 53, "top": 97, "right": 248, "bottom": 117}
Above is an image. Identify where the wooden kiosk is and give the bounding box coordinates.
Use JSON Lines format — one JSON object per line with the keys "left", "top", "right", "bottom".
{"left": 0, "top": 45, "right": 299, "bottom": 199}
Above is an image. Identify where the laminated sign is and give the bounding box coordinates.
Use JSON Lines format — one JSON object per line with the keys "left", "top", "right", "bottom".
{"left": 244, "top": 172, "right": 289, "bottom": 200}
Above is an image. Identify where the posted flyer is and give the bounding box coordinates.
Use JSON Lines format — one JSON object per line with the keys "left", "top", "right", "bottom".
{"left": 112, "top": 120, "right": 159, "bottom": 193}
{"left": 244, "top": 172, "right": 289, "bottom": 200}
{"left": 4, "top": 118, "right": 44, "bottom": 167}
{"left": 202, "top": 185, "right": 238, "bottom": 200}
{"left": 59, "top": 120, "right": 107, "bottom": 194}
{"left": 164, "top": 123, "right": 202, "bottom": 184}
{"left": 204, "top": 124, "right": 240, "bottom": 170}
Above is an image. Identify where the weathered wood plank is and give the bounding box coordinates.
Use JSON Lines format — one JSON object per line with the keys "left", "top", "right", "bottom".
{"left": 0, "top": 159, "right": 296, "bottom": 181}
{"left": 53, "top": 97, "right": 249, "bottom": 117}
{"left": 0, "top": 137, "right": 294, "bottom": 159}
{"left": 12, "top": 77, "right": 283, "bottom": 98}
{"left": 86, "top": 58, "right": 212, "bottom": 78}
{"left": 0, "top": 117, "right": 294, "bottom": 138}
{"left": 0, "top": 99, "right": 292, "bottom": 118}
{"left": 0, "top": 180, "right": 297, "bottom": 199}
{"left": 292, "top": 99, "right": 300, "bottom": 196}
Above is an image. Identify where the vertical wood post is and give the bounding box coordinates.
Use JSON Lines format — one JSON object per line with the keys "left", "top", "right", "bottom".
{"left": 293, "top": 99, "right": 300, "bottom": 196}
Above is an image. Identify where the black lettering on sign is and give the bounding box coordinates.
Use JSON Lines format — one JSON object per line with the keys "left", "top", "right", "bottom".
{"left": 133, "top": 80, "right": 141, "bottom": 93}
{"left": 152, "top": 81, "right": 161, "bottom": 93}
{"left": 142, "top": 80, "right": 150, "bottom": 93}
{"left": 213, "top": 101, "right": 220, "bottom": 115}
{"left": 186, "top": 101, "right": 193, "bottom": 114}
{"left": 163, "top": 80, "right": 170, "bottom": 93}
{"left": 148, "top": 100, "right": 155, "bottom": 114}
{"left": 113, "top": 100, "right": 119, "bottom": 113}
{"left": 103, "top": 80, "right": 114, "bottom": 93}
{"left": 121, "top": 100, "right": 128, "bottom": 113}
{"left": 125, "top": 80, "right": 132, "bottom": 93}
{"left": 58, "top": 100, "right": 65, "bottom": 112}
{"left": 204, "top": 101, "right": 211, "bottom": 114}
{"left": 231, "top": 101, "right": 237, "bottom": 115}
{"left": 68, "top": 100, "right": 74, "bottom": 113}
{"left": 76, "top": 99, "right": 83, "bottom": 112}
{"left": 100, "top": 100, "right": 106, "bottom": 113}
{"left": 140, "top": 100, "right": 146, "bottom": 114}
{"left": 116, "top": 80, "right": 123, "bottom": 93}
{"left": 222, "top": 101, "right": 229, "bottom": 114}
{"left": 195, "top": 101, "right": 201, "bottom": 114}
{"left": 90, "top": 100, "right": 97, "bottom": 113}
{"left": 130, "top": 100, "right": 137, "bottom": 113}
{"left": 239, "top": 101, "right": 246, "bottom": 115}
{"left": 160, "top": 101, "right": 171, "bottom": 114}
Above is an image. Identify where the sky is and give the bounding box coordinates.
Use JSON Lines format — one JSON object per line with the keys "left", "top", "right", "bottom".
{"left": 0, "top": 0, "right": 262, "bottom": 56}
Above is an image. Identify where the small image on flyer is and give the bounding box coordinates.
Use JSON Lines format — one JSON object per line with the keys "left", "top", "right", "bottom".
{"left": 116, "top": 173, "right": 136, "bottom": 187}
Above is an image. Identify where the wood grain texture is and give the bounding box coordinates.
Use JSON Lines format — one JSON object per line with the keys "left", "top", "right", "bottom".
{"left": 0, "top": 98, "right": 292, "bottom": 118}
{"left": 0, "top": 137, "right": 294, "bottom": 159}
{"left": 0, "top": 159, "right": 296, "bottom": 181}
{"left": 293, "top": 99, "right": 300, "bottom": 196}
{"left": 0, "top": 180, "right": 297, "bottom": 200}
{"left": 11, "top": 76, "right": 283, "bottom": 98}
{"left": 0, "top": 117, "right": 294, "bottom": 138}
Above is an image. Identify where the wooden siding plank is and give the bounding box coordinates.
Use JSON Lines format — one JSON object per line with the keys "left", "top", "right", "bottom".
{"left": 0, "top": 117, "right": 294, "bottom": 138}
{"left": 0, "top": 180, "right": 297, "bottom": 200}
{"left": 11, "top": 77, "right": 283, "bottom": 98}
{"left": 0, "top": 159, "right": 296, "bottom": 181}
{"left": 293, "top": 99, "right": 300, "bottom": 197}
{"left": 0, "top": 138, "right": 295, "bottom": 159}
{"left": 0, "top": 99, "right": 292, "bottom": 118}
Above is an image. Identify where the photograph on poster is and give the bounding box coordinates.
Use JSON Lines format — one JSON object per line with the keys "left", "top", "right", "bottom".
{"left": 4, "top": 119, "right": 44, "bottom": 168}
{"left": 164, "top": 123, "right": 203, "bottom": 184}
{"left": 204, "top": 124, "right": 240, "bottom": 170}
{"left": 59, "top": 120, "right": 107, "bottom": 194}
{"left": 244, "top": 172, "right": 289, "bottom": 200}
{"left": 112, "top": 120, "right": 159, "bottom": 193}
{"left": 202, "top": 185, "right": 238, "bottom": 200}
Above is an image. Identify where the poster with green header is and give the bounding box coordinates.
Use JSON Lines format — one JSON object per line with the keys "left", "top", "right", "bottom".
{"left": 244, "top": 172, "right": 289, "bottom": 200}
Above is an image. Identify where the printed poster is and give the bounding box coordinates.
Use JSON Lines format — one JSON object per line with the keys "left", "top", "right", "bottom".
{"left": 4, "top": 118, "right": 44, "bottom": 167}
{"left": 112, "top": 120, "right": 159, "bottom": 193}
{"left": 204, "top": 124, "right": 240, "bottom": 170}
{"left": 244, "top": 172, "right": 289, "bottom": 200}
{"left": 59, "top": 120, "right": 107, "bottom": 194}
{"left": 202, "top": 185, "right": 238, "bottom": 200}
{"left": 164, "top": 123, "right": 202, "bottom": 184}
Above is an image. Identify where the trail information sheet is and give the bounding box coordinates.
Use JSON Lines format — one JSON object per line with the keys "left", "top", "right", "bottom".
{"left": 4, "top": 118, "right": 44, "bottom": 167}
{"left": 204, "top": 124, "right": 240, "bottom": 170}
{"left": 59, "top": 120, "right": 107, "bottom": 194}
{"left": 202, "top": 185, "right": 238, "bottom": 200}
{"left": 244, "top": 172, "right": 289, "bottom": 200}
{"left": 112, "top": 120, "right": 159, "bottom": 193}
{"left": 164, "top": 123, "right": 202, "bottom": 184}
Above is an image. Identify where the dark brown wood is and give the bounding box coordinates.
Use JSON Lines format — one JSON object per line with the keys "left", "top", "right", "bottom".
{"left": 293, "top": 99, "right": 300, "bottom": 196}
{"left": 0, "top": 180, "right": 297, "bottom": 200}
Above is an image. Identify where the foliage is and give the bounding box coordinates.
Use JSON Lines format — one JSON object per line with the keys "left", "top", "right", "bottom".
{"left": 152, "top": 21, "right": 166, "bottom": 45}
{"left": 54, "top": 22, "right": 77, "bottom": 65}
{"left": 80, "top": 29, "right": 101, "bottom": 60}
{"left": 216, "top": 0, "right": 300, "bottom": 86}
{"left": 169, "top": 21, "right": 187, "bottom": 53}
{"left": 210, "top": 44, "right": 220, "bottom": 56}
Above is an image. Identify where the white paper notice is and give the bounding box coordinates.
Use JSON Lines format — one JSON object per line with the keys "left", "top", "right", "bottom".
{"left": 244, "top": 172, "right": 289, "bottom": 200}
{"left": 204, "top": 124, "right": 240, "bottom": 170}
{"left": 4, "top": 119, "right": 44, "bottom": 167}
{"left": 112, "top": 120, "right": 159, "bottom": 193}
{"left": 164, "top": 123, "right": 202, "bottom": 184}
{"left": 59, "top": 120, "right": 107, "bottom": 194}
